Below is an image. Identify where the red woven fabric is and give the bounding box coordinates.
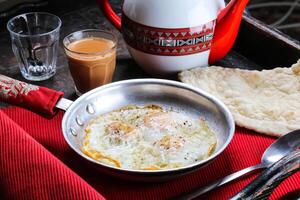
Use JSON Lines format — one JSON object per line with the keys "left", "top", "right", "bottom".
{"left": 0, "top": 75, "right": 63, "bottom": 116}
{"left": 0, "top": 107, "right": 299, "bottom": 200}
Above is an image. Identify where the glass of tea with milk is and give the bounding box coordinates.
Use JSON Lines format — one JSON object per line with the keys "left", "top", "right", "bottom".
{"left": 63, "top": 29, "right": 117, "bottom": 95}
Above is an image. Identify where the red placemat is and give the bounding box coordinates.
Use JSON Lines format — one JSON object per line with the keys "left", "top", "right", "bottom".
{"left": 0, "top": 107, "right": 299, "bottom": 200}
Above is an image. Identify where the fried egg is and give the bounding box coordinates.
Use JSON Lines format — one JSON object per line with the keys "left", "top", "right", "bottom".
{"left": 82, "top": 105, "right": 217, "bottom": 170}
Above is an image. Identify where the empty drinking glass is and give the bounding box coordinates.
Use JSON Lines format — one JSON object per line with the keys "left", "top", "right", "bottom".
{"left": 7, "top": 12, "right": 61, "bottom": 81}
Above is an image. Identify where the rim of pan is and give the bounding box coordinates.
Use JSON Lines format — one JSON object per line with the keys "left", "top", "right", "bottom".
{"left": 62, "top": 79, "right": 235, "bottom": 174}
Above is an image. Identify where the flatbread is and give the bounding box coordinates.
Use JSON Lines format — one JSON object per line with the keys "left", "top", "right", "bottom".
{"left": 179, "top": 60, "right": 300, "bottom": 137}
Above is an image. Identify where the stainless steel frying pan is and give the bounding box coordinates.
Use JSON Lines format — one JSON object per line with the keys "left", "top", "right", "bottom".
{"left": 0, "top": 77, "right": 235, "bottom": 181}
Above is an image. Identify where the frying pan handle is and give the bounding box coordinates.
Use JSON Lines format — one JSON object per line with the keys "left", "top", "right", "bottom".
{"left": 0, "top": 74, "right": 64, "bottom": 116}
{"left": 56, "top": 98, "right": 73, "bottom": 111}
{"left": 230, "top": 150, "right": 300, "bottom": 200}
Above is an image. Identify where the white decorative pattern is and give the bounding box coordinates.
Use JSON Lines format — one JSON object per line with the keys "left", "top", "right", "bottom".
{"left": 122, "top": 14, "right": 215, "bottom": 56}
{"left": 0, "top": 75, "right": 39, "bottom": 99}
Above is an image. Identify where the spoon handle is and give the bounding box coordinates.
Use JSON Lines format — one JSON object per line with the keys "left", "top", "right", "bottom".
{"left": 230, "top": 150, "right": 300, "bottom": 200}
{"left": 172, "top": 164, "right": 266, "bottom": 200}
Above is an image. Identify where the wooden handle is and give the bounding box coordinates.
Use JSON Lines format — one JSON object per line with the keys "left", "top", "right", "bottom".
{"left": 230, "top": 150, "right": 300, "bottom": 200}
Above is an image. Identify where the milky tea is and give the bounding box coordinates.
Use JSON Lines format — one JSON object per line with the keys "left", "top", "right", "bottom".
{"left": 64, "top": 33, "right": 116, "bottom": 94}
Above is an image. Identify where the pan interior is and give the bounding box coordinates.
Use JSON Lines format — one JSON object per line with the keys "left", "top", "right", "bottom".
{"left": 62, "top": 79, "right": 234, "bottom": 172}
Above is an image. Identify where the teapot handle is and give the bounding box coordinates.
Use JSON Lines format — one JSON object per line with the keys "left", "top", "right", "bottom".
{"left": 97, "top": 0, "right": 121, "bottom": 31}
{"left": 217, "top": 0, "right": 238, "bottom": 23}
{"left": 209, "top": 0, "right": 249, "bottom": 64}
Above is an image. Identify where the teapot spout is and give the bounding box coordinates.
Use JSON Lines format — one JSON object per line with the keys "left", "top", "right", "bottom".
{"left": 209, "top": 0, "right": 249, "bottom": 64}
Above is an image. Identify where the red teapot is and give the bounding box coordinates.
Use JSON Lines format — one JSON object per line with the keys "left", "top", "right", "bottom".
{"left": 97, "top": 0, "right": 249, "bottom": 75}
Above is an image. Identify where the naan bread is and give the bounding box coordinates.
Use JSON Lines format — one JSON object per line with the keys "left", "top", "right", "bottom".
{"left": 179, "top": 60, "right": 300, "bottom": 137}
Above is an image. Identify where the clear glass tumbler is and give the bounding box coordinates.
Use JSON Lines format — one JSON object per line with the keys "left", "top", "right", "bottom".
{"left": 7, "top": 12, "right": 61, "bottom": 81}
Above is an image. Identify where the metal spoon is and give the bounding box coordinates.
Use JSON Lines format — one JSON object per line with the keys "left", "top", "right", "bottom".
{"left": 173, "top": 129, "right": 300, "bottom": 200}
{"left": 18, "top": 16, "right": 43, "bottom": 67}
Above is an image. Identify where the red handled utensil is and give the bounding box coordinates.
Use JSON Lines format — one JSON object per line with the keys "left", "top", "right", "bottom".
{"left": 0, "top": 74, "right": 66, "bottom": 116}
{"left": 0, "top": 74, "right": 234, "bottom": 182}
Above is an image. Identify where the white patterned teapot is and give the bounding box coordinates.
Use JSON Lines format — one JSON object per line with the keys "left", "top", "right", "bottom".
{"left": 98, "top": 0, "right": 249, "bottom": 75}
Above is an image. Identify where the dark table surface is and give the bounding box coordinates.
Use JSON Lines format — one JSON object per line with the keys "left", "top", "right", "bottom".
{"left": 0, "top": 1, "right": 263, "bottom": 108}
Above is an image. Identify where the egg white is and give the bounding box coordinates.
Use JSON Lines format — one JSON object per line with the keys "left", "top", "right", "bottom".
{"left": 82, "top": 105, "right": 217, "bottom": 170}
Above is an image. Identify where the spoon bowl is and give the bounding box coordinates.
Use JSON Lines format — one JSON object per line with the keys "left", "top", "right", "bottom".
{"left": 261, "top": 130, "right": 300, "bottom": 166}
